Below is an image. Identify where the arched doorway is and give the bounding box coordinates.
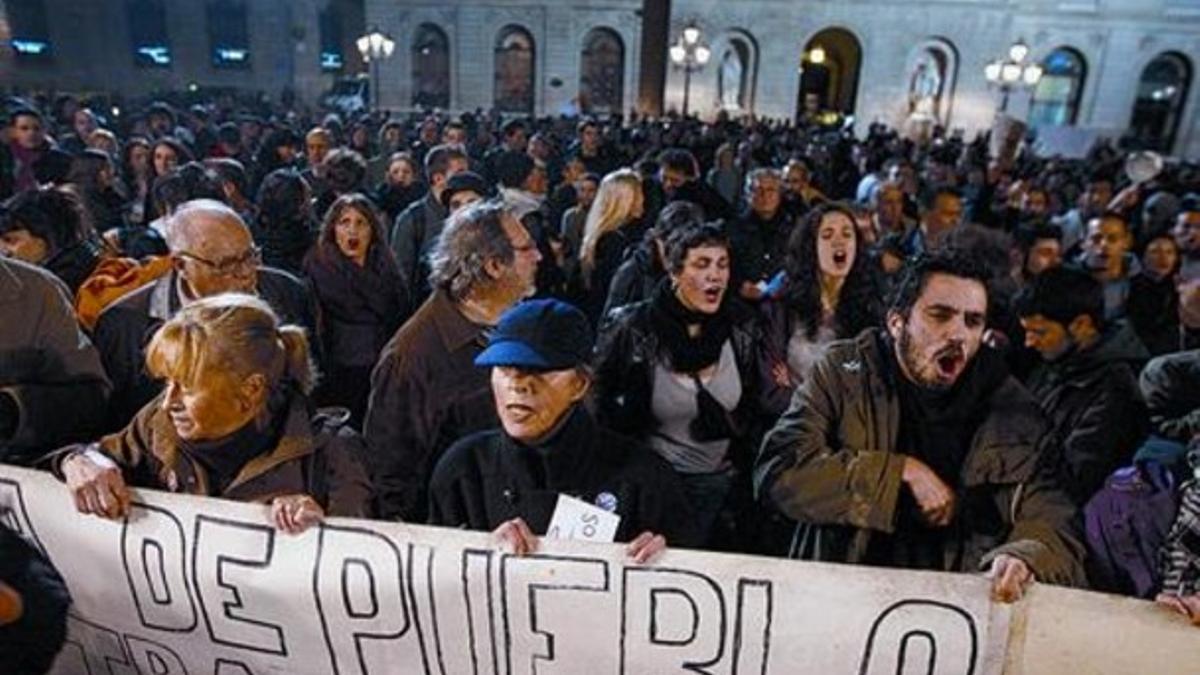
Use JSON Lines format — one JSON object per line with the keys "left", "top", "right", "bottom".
{"left": 412, "top": 23, "right": 450, "bottom": 109}
{"left": 580, "top": 28, "right": 625, "bottom": 116}
{"left": 1129, "top": 52, "right": 1192, "bottom": 153}
{"left": 494, "top": 25, "right": 535, "bottom": 114}
{"left": 797, "top": 27, "right": 862, "bottom": 122}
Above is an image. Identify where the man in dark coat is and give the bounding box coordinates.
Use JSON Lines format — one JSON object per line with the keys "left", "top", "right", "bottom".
{"left": 755, "top": 251, "right": 1085, "bottom": 602}
{"left": 92, "top": 200, "right": 320, "bottom": 428}
{"left": 430, "top": 298, "right": 695, "bottom": 559}
{"left": 1016, "top": 266, "right": 1149, "bottom": 506}
{"left": 389, "top": 144, "right": 469, "bottom": 299}
{"left": 729, "top": 168, "right": 794, "bottom": 302}
{"left": 365, "top": 201, "right": 543, "bottom": 522}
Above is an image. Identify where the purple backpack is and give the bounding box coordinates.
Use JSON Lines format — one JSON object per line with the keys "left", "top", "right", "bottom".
{"left": 1083, "top": 461, "right": 1180, "bottom": 598}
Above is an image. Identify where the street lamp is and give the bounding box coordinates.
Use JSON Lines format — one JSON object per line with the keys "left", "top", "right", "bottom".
{"left": 356, "top": 28, "right": 396, "bottom": 113}
{"left": 669, "top": 21, "right": 710, "bottom": 116}
{"left": 984, "top": 39, "right": 1043, "bottom": 113}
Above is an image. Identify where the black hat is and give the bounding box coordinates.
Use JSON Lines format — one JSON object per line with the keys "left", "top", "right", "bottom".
{"left": 475, "top": 299, "right": 593, "bottom": 371}
{"left": 440, "top": 171, "right": 491, "bottom": 208}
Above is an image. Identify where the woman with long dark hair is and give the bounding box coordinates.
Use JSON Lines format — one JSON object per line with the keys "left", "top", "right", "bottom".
{"left": 759, "top": 203, "right": 880, "bottom": 415}
{"left": 302, "top": 193, "right": 410, "bottom": 425}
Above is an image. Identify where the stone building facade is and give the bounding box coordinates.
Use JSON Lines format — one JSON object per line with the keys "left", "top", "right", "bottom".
{"left": 363, "top": 0, "right": 645, "bottom": 119}
{"left": 664, "top": 0, "right": 1200, "bottom": 157}
{"left": 2, "top": 1, "right": 1198, "bottom": 156}
{"left": 0, "top": 0, "right": 364, "bottom": 104}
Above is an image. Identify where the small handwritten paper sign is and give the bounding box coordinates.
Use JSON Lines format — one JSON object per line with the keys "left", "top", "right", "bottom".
{"left": 545, "top": 494, "right": 621, "bottom": 543}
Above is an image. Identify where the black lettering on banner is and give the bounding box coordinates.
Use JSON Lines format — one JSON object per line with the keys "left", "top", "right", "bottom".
{"left": 501, "top": 555, "right": 610, "bottom": 675}
{"left": 56, "top": 615, "right": 136, "bottom": 675}
{"left": 122, "top": 504, "right": 197, "bottom": 632}
{"left": 313, "top": 524, "right": 411, "bottom": 675}
{"left": 858, "top": 599, "right": 979, "bottom": 675}
{"left": 462, "top": 549, "right": 499, "bottom": 675}
{"left": 620, "top": 568, "right": 727, "bottom": 675}
{"left": 213, "top": 659, "right": 255, "bottom": 675}
{"left": 192, "top": 515, "right": 286, "bottom": 655}
{"left": 0, "top": 477, "right": 47, "bottom": 555}
{"left": 125, "top": 634, "right": 189, "bottom": 675}
{"left": 406, "top": 544, "right": 447, "bottom": 675}
{"left": 731, "top": 580, "right": 773, "bottom": 675}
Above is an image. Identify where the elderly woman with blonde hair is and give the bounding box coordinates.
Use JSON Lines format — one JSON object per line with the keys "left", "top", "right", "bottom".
{"left": 56, "top": 293, "right": 372, "bottom": 532}
{"left": 577, "top": 168, "right": 644, "bottom": 324}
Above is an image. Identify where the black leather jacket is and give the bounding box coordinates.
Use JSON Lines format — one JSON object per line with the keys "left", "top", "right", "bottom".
{"left": 592, "top": 297, "right": 766, "bottom": 470}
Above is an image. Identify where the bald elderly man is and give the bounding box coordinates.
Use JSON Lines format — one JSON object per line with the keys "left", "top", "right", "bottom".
{"left": 92, "top": 199, "right": 321, "bottom": 428}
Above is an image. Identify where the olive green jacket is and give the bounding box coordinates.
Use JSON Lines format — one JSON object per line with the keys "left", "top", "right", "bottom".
{"left": 754, "top": 329, "right": 1086, "bottom": 586}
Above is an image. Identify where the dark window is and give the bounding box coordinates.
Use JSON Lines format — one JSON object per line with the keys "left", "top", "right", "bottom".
{"left": 1028, "top": 47, "right": 1086, "bottom": 127}
{"left": 412, "top": 23, "right": 450, "bottom": 109}
{"left": 580, "top": 28, "right": 624, "bottom": 115}
{"left": 319, "top": 4, "right": 343, "bottom": 71}
{"left": 5, "top": 0, "right": 52, "bottom": 61}
{"left": 1130, "top": 52, "right": 1193, "bottom": 153}
{"left": 207, "top": 0, "right": 250, "bottom": 69}
{"left": 127, "top": 0, "right": 171, "bottom": 68}
{"left": 494, "top": 26, "right": 535, "bottom": 113}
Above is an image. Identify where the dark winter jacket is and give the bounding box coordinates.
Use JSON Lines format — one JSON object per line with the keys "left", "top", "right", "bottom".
{"left": 755, "top": 329, "right": 1086, "bottom": 586}
{"left": 363, "top": 289, "right": 498, "bottom": 522}
{"left": 43, "top": 237, "right": 105, "bottom": 295}
{"left": 0, "top": 524, "right": 70, "bottom": 674}
{"left": 601, "top": 240, "right": 663, "bottom": 319}
{"left": 1024, "top": 323, "right": 1150, "bottom": 505}
{"left": 1127, "top": 271, "right": 1181, "bottom": 357}
{"left": 389, "top": 191, "right": 447, "bottom": 298}
{"left": 593, "top": 296, "right": 766, "bottom": 471}
{"left": 429, "top": 405, "right": 700, "bottom": 547}
{"left": 302, "top": 248, "right": 409, "bottom": 370}
{"left": 729, "top": 207, "right": 795, "bottom": 288}
{"left": 1140, "top": 349, "right": 1200, "bottom": 443}
{"left": 0, "top": 258, "right": 109, "bottom": 465}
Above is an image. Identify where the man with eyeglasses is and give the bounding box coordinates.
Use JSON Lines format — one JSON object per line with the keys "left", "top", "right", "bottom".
{"left": 93, "top": 199, "right": 321, "bottom": 428}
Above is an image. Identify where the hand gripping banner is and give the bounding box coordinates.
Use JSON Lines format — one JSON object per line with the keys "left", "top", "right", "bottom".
{"left": 0, "top": 466, "right": 1195, "bottom": 674}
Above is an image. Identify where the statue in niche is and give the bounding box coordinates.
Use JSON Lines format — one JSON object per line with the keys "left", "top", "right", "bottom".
{"left": 719, "top": 48, "right": 744, "bottom": 111}
{"left": 907, "top": 51, "right": 944, "bottom": 121}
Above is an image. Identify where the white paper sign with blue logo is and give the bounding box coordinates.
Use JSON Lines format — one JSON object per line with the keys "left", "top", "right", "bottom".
{"left": 545, "top": 493, "right": 621, "bottom": 543}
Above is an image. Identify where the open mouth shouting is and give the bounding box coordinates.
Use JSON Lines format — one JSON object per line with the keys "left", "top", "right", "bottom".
{"left": 933, "top": 346, "right": 966, "bottom": 383}
{"left": 701, "top": 284, "right": 725, "bottom": 306}
{"left": 832, "top": 249, "right": 849, "bottom": 269}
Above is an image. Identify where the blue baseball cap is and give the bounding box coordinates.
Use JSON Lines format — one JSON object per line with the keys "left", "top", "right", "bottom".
{"left": 475, "top": 299, "right": 593, "bottom": 371}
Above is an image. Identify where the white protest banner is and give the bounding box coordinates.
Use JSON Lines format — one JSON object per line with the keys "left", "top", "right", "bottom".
{"left": 0, "top": 465, "right": 1195, "bottom": 674}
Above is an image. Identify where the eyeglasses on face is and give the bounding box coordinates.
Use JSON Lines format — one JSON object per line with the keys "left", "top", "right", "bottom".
{"left": 177, "top": 245, "right": 262, "bottom": 275}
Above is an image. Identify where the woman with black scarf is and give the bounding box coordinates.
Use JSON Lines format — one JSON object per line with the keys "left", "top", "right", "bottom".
{"left": 593, "top": 222, "right": 764, "bottom": 550}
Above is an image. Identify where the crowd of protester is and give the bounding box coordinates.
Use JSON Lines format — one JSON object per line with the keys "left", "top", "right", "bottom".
{"left": 5, "top": 90, "right": 1200, "bottom": 662}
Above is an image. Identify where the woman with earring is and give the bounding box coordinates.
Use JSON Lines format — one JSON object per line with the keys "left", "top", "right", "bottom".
{"left": 54, "top": 293, "right": 372, "bottom": 532}
{"left": 593, "top": 222, "right": 764, "bottom": 550}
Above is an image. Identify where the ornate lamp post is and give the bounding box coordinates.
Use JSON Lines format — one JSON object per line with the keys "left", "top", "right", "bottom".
{"left": 984, "top": 39, "right": 1043, "bottom": 113}
{"left": 669, "top": 21, "right": 711, "bottom": 116}
{"left": 356, "top": 28, "right": 396, "bottom": 113}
